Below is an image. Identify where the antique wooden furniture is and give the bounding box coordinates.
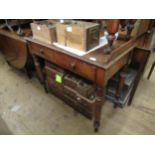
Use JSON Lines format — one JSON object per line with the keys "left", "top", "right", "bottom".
{"left": 0, "top": 28, "right": 34, "bottom": 78}
{"left": 0, "top": 19, "right": 152, "bottom": 132}
{"left": 26, "top": 26, "right": 151, "bottom": 131}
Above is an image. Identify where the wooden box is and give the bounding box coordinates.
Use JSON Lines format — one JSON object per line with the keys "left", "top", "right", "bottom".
{"left": 64, "top": 74, "right": 94, "bottom": 98}
{"left": 31, "top": 20, "right": 57, "bottom": 44}
{"left": 56, "top": 20, "right": 100, "bottom": 51}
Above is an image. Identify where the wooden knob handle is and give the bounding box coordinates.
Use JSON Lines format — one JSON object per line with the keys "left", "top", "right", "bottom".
{"left": 40, "top": 48, "right": 44, "bottom": 54}
{"left": 70, "top": 62, "right": 76, "bottom": 69}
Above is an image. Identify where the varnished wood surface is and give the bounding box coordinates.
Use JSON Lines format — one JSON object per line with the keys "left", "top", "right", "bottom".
{"left": 27, "top": 37, "right": 138, "bottom": 87}
{"left": 0, "top": 29, "right": 31, "bottom": 69}
{"left": 26, "top": 36, "right": 138, "bottom": 69}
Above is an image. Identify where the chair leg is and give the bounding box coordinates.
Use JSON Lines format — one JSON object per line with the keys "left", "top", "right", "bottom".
{"left": 147, "top": 61, "right": 155, "bottom": 80}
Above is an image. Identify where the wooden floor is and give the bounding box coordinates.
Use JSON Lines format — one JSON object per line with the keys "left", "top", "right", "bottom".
{"left": 0, "top": 51, "right": 155, "bottom": 135}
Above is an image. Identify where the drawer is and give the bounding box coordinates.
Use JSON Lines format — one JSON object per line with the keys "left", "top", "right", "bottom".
{"left": 45, "top": 65, "right": 56, "bottom": 79}
{"left": 64, "top": 94, "right": 93, "bottom": 119}
{"left": 29, "top": 43, "right": 55, "bottom": 61}
{"left": 64, "top": 74, "right": 95, "bottom": 98}
{"left": 64, "top": 86, "right": 95, "bottom": 111}
{"left": 45, "top": 61, "right": 65, "bottom": 80}
{"left": 47, "top": 77, "right": 63, "bottom": 91}
{"left": 29, "top": 42, "right": 96, "bottom": 82}
{"left": 54, "top": 52, "right": 96, "bottom": 81}
{"left": 76, "top": 61, "right": 96, "bottom": 81}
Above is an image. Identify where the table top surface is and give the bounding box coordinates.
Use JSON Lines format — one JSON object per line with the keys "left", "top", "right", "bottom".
{"left": 26, "top": 36, "right": 138, "bottom": 70}
{"left": 0, "top": 28, "right": 139, "bottom": 70}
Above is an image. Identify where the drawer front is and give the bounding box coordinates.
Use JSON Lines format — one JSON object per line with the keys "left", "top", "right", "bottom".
{"left": 45, "top": 66, "right": 56, "bottom": 80}
{"left": 64, "top": 86, "right": 94, "bottom": 119}
{"left": 76, "top": 61, "right": 96, "bottom": 81}
{"left": 54, "top": 52, "right": 96, "bottom": 81}
{"left": 47, "top": 77, "right": 63, "bottom": 91}
{"left": 29, "top": 43, "right": 55, "bottom": 61}
{"left": 64, "top": 94, "right": 93, "bottom": 119}
{"left": 29, "top": 42, "right": 96, "bottom": 82}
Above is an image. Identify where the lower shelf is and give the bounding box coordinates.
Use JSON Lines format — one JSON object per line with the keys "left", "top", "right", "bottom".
{"left": 106, "top": 85, "right": 133, "bottom": 107}
{"left": 106, "top": 67, "right": 137, "bottom": 107}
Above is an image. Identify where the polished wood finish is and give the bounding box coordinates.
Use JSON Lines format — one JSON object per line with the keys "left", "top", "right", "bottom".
{"left": 0, "top": 29, "right": 35, "bottom": 78}
{"left": 94, "top": 87, "right": 105, "bottom": 132}
{"left": 25, "top": 18, "right": 152, "bottom": 131}
{"left": 0, "top": 30, "right": 27, "bottom": 69}
{"left": 0, "top": 19, "right": 152, "bottom": 132}
{"left": 27, "top": 35, "right": 140, "bottom": 86}
{"left": 115, "top": 73, "right": 126, "bottom": 99}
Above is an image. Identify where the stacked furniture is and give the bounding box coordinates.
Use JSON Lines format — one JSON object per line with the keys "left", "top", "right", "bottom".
{"left": 45, "top": 61, "right": 96, "bottom": 119}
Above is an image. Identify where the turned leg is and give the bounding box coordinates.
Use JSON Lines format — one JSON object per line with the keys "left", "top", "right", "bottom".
{"left": 6, "top": 60, "right": 11, "bottom": 66}
{"left": 94, "top": 87, "right": 105, "bottom": 132}
{"left": 114, "top": 73, "right": 126, "bottom": 108}
{"left": 25, "top": 65, "right": 32, "bottom": 79}
{"left": 33, "top": 56, "right": 44, "bottom": 84}
{"left": 147, "top": 61, "right": 155, "bottom": 80}
{"left": 33, "top": 55, "right": 48, "bottom": 93}
{"left": 44, "top": 74, "right": 49, "bottom": 94}
{"left": 34, "top": 62, "right": 44, "bottom": 84}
